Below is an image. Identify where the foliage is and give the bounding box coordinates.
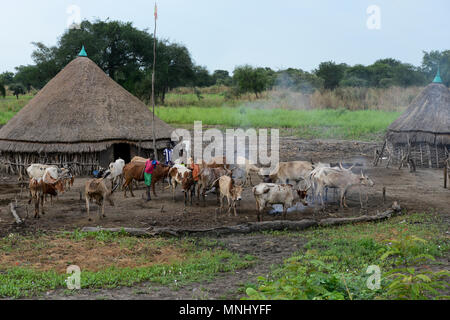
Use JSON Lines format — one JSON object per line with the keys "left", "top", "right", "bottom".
{"left": 274, "top": 68, "right": 323, "bottom": 93}
{"left": 315, "top": 61, "right": 347, "bottom": 90}
{"left": 421, "top": 50, "right": 450, "bottom": 86}
{"left": 233, "top": 65, "right": 271, "bottom": 97}
{"left": 0, "top": 82, "right": 5, "bottom": 98}
{"left": 0, "top": 72, "right": 14, "bottom": 85}
{"left": 8, "top": 83, "right": 26, "bottom": 99}
{"left": 384, "top": 267, "right": 449, "bottom": 300}
{"left": 380, "top": 235, "right": 450, "bottom": 300}
{"left": 245, "top": 213, "right": 449, "bottom": 300}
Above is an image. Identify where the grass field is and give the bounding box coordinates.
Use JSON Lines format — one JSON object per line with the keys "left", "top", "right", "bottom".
{"left": 156, "top": 107, "right": 400, "bottom": 140}
{"left": 0, "top": 93, "right": 401, "bottom": 141}
{"left": 0, "top": 95, "right": 33, "bottom": 124}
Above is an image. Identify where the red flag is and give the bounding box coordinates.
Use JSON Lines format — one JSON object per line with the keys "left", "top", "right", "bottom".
{"left": 154, "top": 3, "right": 158, "bottom": 20}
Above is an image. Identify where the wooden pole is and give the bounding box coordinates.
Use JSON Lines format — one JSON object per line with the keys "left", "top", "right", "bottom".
{"left": 444, "top": 165, "right": 448, "bottom": 189}
{"left": 151, "top": 3, "right": 158, "bottom": 161}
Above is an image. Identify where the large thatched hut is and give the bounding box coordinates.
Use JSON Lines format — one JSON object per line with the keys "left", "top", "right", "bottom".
{"left": 0, "top": 50, "right": 174, "bottom": 175}
{"left": 385, "top": 71, "right": 450, "bottom": 168}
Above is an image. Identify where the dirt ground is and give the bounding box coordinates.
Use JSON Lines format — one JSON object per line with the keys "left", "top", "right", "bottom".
{"left": 0, "top": 138, "right": 448, "bottom": 236}
{"left": 0, "top": 137, "right": 448, "bottom": 300}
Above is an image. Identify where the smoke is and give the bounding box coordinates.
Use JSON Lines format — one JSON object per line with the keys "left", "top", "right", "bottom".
{"left": 240, "top": 72, "right": 316, "bottom": 110}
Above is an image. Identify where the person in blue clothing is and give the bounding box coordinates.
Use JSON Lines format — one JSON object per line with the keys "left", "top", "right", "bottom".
{"left": 163, "top": 145, "right": 173, "bottom": 166}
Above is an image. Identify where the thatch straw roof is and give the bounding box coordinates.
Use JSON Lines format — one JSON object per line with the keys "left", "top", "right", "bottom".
{"left": 386, "top": 83, "right": 450, "bottom": 145}
{"left": 0, "top": 57, "right": 173, "bottom": 153}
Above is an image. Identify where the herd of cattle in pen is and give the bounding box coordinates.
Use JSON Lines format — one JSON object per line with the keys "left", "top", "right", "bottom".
{"left": 24, "top": 154, "right": 375, "bottom": 222}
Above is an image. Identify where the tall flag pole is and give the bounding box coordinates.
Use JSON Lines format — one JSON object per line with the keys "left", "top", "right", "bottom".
{"left": 151, "top": 2, "right": 158, "bottom": 161}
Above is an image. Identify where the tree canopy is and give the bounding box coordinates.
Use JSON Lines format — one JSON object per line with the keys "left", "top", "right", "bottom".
{"left": 3, "top": 19, "right": 448, "bottom": 102}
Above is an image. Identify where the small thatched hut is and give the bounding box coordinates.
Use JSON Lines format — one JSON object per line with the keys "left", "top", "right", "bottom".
{"left": 385, "top": 71, "right": 450, "bottom": 168}
{"left": 0, "top": 50, "right": 173, "bottom": 175}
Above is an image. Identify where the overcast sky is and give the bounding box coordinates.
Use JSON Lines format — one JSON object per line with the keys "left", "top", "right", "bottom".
{"left": 1, "top": 0, "right": 448, "bottom": 74}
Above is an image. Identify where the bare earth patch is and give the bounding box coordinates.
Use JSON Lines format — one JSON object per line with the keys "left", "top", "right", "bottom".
{"left": 0, "top": 236, "right": 186, "bottom": 273}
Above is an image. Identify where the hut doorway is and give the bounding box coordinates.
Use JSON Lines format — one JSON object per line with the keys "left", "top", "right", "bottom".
{"left": 113, "top": 143, "right": 131, "bottom": 163}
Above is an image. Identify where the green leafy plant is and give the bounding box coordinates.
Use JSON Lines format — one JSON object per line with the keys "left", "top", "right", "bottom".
{"left": 384, "top": 267, "right": 449, "bottom": 300}
{"left": 381, "top": 235, "right": 449, "bottom": 300}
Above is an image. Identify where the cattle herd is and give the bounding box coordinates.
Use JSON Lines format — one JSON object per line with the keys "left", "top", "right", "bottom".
{"left": 25, "top": 155, "right": 375, "bottom": 222}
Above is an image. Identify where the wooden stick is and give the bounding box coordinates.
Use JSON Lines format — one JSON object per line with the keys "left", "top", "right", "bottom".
{"left": 373, "top": 140, "right": 386, "bottom": 167}
{"left": 81, "top": 203, "right": 402, "bottom": 237}
{"left": 9, "top": 202, "right": 23, "bottom": 224}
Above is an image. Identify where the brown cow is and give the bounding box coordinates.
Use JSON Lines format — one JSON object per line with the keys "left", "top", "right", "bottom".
{"left": 122, "top": 161, "right": 170, "bottom": 198}
{"left": 28, "top": 170, "right": 66, "bottom": 219}
{"left": 122, "top": 161, "right": 145, "bottom": 197}
{"left": 218, "top": 176, "right": 243, "bottom": 216}
{"left": 85, "top": 176, "right": 114, "bottom": 221}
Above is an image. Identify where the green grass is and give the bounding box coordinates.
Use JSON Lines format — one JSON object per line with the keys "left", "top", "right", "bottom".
{"left": 0, "top": 95, "right": 33, "bottom": 124}
{"left": 245, "top": 213, "right": 449, "bottom": 300}
{"left": 156, "top": 107, "right": 400, "bottom": 140}
{"left": 0, "top": 94, "right": 400, "bottom": 140}
{"left": 0, "top": 231, "right": 254, "bottom": 298}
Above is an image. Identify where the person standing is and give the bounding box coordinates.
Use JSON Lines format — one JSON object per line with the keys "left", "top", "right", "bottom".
{"left": 144, "top": 159, "right": 159, "bottom": 201}
{"left": 163, "top": 146, "right": 173, "bottom": 166}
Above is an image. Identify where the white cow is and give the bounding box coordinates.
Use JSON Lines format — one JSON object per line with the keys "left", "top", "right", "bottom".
{"left": 106, "top": 158, "right": 125, "bottom": 191}
{"left": 253, "top": 183, "right": 306, "bottom": 221}
{"left": 26, "top": 164, "right": 56, "bottom": 179}
{"left": 312, "top": 167, "right": 374, "bottom": 208}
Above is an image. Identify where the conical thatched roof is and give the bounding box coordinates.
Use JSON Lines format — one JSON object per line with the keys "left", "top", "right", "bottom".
{"left": 386, "top": 82, "right": 450, "bottom": 145}
{"left": 0, "top": 57, "right": 173, "bottom": 153}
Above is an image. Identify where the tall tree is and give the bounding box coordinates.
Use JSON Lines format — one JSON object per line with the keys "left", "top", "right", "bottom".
{"left": 0, "top": 82, "right": 5, "bottom": 98}
{"left": 422, "top": 50, "right": 450, "bottom": 86}
{"left": 24, "top": 19, "right": 196, "bottom": 103}
{"left": 315, "top": 61, "right": 347, "bottom": 90}
{"left": 233, "top": 65, "right": 269, "bottom": 97}
{"left": 0, "top": 72, "right": 14, "bottom": 85}
{"left": 9, "top": 83, "right": 26, "bottom": 99}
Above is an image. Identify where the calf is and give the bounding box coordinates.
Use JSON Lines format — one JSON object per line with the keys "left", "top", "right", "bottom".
{"left": 218, "top": 176, "right": 243, "bottom": 216}
{"left": 253, "top": 183, "right": 301, "bottom": 221}
{"left": 181, "top": 170, "right": 196, "bottom": 205}
{"left": 168, "top": 164, "right": 192, "bottom": 201}
{"left": 150, "top": 164, "right": 171, "bottom": 197}
{"left": 197, "top": 166, "right": 231, "bottom": 205}
{"left": 28, "top": 168, "right": 66, "bottom": 219}
{"left": 85, "top": 173, "right": 114, "bottom": 221}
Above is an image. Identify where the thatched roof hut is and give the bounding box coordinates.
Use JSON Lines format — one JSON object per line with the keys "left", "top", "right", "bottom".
{"left": 385, "top": 74, "right": 449, "bottom": 168}
{"left": 0, "top": 52, "right": 174, "bottom": 175}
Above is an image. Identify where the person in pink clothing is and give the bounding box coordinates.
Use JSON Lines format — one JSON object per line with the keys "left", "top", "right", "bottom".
{"left": 144, "top": 159, "right": 159, "bottom": 201}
